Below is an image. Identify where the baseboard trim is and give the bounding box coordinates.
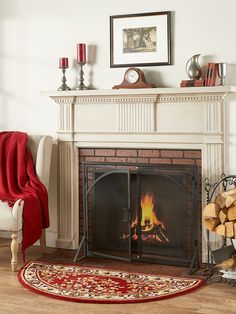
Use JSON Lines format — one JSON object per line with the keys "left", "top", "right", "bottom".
{"left": 56, "top": 238, "right": 76, "bottom": 249}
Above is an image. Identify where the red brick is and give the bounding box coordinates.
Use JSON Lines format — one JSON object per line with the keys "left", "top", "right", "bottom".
{"left": 95, "top": 149, "right": 115, "bottom": 156}
{"left": 87, "top": 173, "right": 93, "bottom": 180}
{"left": 138, "top": 149, "right": 160, "bottom": 158}
{"left": 116, "top": 149, "right": 137, "bottom": 157}
{"left": 196, "top": 159, "right": 202, "bottom": 167}
{"left": 127, "top": 157, "right": 149, "bottom": 163}
{"left": 79, "top": 149, "right": 94, "bottom": 156}
{"left": 106, "top": 157, "right": 127, "bottom": 163}
{"left": 149, "top": 158, "right": 171, "bottom": 164}
{"left": 85, "top": 156, "right": 105, "bottom": 162}
{"left": 161, "top": 150, "right": 183, "bottom": 158}
{"left": 184, "top": 150, "right": 201, "bottom": 159}
{"left": 172, "top": 159, "right": 195, "bottom": 165}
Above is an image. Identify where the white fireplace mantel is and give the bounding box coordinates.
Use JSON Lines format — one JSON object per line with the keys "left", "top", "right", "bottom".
{"left": 43, "top": 86, "right": 236, "bottom": 262}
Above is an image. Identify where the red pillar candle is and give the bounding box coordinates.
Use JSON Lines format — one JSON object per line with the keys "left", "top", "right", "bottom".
{"left": 77, "top": 43, "right": 86, "bottom": 62}
{"left": 59, "top": 57, "right": 69, "bottom": 68}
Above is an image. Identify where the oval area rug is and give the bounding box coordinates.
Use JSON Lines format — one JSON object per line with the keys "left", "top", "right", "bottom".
{"left": 18, "top": 261, "right": 205, "bottom": 303}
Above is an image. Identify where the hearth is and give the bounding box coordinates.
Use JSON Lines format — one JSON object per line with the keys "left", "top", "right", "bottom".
{"left": 76, "top": 157, "right": 200, "bottom": 271}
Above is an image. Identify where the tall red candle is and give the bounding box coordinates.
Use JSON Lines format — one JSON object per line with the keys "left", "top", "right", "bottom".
{"left": 59, "top": 57, "right": 68, "bottom": 68}
{"left": 77, "top": 43, "right": 86, "bottom": 62}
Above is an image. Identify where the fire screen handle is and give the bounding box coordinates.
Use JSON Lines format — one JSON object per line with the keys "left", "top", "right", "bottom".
{"left": 123, "top": 207, "right": 131, "bottom": 223}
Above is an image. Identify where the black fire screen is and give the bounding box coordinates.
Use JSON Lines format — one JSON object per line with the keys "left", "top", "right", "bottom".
{"left": 76, "top": 162, "right": 199, "bottom": 269}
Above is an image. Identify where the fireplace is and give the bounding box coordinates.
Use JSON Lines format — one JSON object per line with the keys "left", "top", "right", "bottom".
{"left": 44, "top": 86, "right": 233, "bottom": 263}
{"left": 78, "top": 148, "right": 201, "bottom": 269}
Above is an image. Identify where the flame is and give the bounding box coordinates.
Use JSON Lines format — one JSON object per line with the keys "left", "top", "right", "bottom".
{"left": 123, "top": 193, "right": 169, "bottom": 242}
{"left": 140, "top": 194, "right": 164, "bottom": 231}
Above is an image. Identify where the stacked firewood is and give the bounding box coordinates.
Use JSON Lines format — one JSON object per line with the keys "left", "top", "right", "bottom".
{"left": 203, "top": 187, "right": 236, "bottom": 273}
{"left": 203, "top": 188, "right": 236, "bottom": 238}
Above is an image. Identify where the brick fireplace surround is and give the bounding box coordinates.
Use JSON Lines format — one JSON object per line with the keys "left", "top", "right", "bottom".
{"left": 43, "top": 86, "right": 236, "bottom": 263}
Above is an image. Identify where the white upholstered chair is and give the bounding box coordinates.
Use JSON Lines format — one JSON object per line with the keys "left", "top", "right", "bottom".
{"left": 0, "top": 135, "right": 52, "bottom": 271}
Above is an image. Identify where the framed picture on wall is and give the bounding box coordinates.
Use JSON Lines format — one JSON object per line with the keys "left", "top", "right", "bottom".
{"left": 110, "top": 11, "right": 171, "bottom": 68}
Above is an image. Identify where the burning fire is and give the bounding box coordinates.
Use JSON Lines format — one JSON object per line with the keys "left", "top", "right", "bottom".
{"left": 140, "top": 194, "right": 164, "bottom": 231}
{"left": 129, "top": 193, "right": 169, "bottom": 242}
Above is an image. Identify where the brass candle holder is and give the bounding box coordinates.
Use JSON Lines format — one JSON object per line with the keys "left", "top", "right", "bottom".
{"left": 76, "top": 62, "right": 88, "bottom": 90}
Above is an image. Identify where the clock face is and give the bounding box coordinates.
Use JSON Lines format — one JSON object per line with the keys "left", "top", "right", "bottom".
{"left": 125, "top": 69, "right": 139, "bottom": 84}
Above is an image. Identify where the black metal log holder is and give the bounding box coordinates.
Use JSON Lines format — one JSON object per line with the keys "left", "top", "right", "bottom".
{"left": 203, "top": 175, "right": 236, "bottom": 285}
{"left": 74, "top": 161, "right": 200, "bottom": 275}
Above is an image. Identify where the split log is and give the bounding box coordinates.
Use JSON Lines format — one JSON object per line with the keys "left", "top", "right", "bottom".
{"left": 225, "top": 221, "right": 235, "bottom": 238}
{"left": 215, "top": 192, "right": 226, "bottom": 208}
{"left": 204, "top": 187, "right": 236, "bottom": 238}
{"left": 225, "top": 195, "right": 236, "bottom": 208}
{"left": 214, "top": 224, "right": 226, "bottom": 236}
{"left": 224, "top": 188, "right": 236, "bottom": 207}
{"left": 218, "top": 207, "right": 229, "bottom": 224}
{"left": 228, "top": 204, "right": 236, "bottom": 221}
{"left": 204, "top": 217, "right": 220, "bottom": 231}
{"left": 203, "top": 202, "right": 220, "bottom": 218}
{"left": 226, "top": 187, "right": 236, "bottom": 196}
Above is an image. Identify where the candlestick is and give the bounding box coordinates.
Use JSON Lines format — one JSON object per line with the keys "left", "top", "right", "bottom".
{"left": 77, "top": 43, "right": 86, "bottom": 63}
{"left": 76, "top": 61, "right": 88, "bottom": 90}
{"left": 58, "top": 58, "right": 71, "bottom": 91}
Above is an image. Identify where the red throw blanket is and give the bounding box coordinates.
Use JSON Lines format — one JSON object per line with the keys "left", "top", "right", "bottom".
{"left": 0, "top": 131, "right": 50, "bottom": 259}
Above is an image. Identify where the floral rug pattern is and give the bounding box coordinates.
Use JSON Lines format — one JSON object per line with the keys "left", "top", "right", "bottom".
{"left": 18, "top": 261, "right": 204, "bottom": 303}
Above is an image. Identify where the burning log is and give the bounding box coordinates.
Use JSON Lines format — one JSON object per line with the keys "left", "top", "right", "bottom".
{"left": 121, "top": 223, "right": 169, "bottom": 243}
{"left": 121, "top": 192, "right": 170, "bottom": 244}
{"left": 140, "top": 223, "right": 169, "bottom": 242}
{"left": 153, "top": 224, "right": 169, "bottom": 242}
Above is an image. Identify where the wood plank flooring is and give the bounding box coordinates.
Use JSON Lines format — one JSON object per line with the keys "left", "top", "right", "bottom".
{"left": 0, "top": 238, "right": 235, "bottom": 314}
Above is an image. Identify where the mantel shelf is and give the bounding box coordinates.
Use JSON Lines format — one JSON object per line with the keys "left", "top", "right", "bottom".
{"left": 41, "top": 85, "right": 236, "bottom": 98}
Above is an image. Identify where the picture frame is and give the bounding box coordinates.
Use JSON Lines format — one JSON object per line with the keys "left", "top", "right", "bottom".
{"left": 110, "top": 11, "right": 171, "bottom": 68}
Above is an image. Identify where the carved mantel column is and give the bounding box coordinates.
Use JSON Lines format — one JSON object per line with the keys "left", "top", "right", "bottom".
{"left": 52, "top": 96, "right": 79, "bottom": 249}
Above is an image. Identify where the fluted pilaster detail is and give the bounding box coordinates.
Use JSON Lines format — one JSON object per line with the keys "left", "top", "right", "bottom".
{"left": 56, "top": 141, "right": 78, "bottom": 249}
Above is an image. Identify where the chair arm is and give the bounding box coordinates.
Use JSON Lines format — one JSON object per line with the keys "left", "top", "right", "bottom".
{"left": 35, "top": 136, "right": 53, "bottom": 190}
{"left": 12, "top": 199, "right": 24, "bottom": 230}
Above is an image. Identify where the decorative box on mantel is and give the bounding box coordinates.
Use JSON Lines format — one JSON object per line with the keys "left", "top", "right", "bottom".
{"left": 42, "top": 86, "right": 236, "bottom": 263}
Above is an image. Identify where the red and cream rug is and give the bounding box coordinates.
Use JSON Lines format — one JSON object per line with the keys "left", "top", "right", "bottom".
{"left": 18, "top": 261, "right": 204, "bottom": 303}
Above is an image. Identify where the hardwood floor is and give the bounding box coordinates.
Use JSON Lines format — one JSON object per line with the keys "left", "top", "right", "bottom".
{"left": 0, "top": 238, "right": 235, "bottom": 314}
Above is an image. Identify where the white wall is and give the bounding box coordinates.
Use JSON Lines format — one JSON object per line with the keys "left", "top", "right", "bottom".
{"left": 0, "top": 0, "right": 236, "bottom": 246}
